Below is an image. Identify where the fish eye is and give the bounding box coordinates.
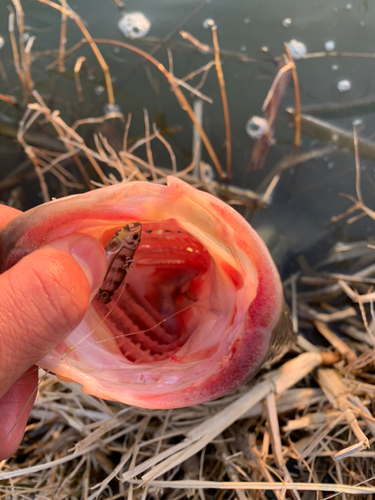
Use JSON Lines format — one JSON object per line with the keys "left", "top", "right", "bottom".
{"left": 133, "top": 234, "right": 139, "bottom": 240}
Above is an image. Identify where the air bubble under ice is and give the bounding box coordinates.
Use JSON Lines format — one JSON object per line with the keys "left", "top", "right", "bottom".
{"left": 286, "top": 39, "right": 307, "bottom": 59}
{"left": 337, "top": 79, "right": 351, "bottom": 92}
{"left": 203, "top": 18, "right": 216, "bottom": 29}
{"left": 94, "top": 85, "right": 105, "bottom": 96}
{"left": 103, "top": 103, "right": 121, "bottom": 115}
{"left": 246, "top": 116, "right": 268, "bottom": 139}
{"left": 324, "top": 40, "right": 335, "bottom": 51}
{"left": 118, "top": 12, "right": 150, "bottom": 39}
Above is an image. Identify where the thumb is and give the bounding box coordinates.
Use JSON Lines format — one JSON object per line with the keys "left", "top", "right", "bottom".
{"left": 0, "top": 233, "right": 107, "bottom": 398}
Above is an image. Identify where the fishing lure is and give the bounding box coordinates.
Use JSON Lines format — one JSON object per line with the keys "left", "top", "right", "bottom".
{"left": 98, "top": 222, "right": 142, "bottom": 304}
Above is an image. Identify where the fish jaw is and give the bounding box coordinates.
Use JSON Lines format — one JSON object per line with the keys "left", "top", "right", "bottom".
{"left": 0, "top": 177, "right": 291, "bottom": 409}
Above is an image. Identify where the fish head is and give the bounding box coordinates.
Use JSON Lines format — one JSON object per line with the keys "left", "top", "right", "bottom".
{"left": 0, "top": 176, "right": 292, "bottom": 409}
{"left": 110, "top": 222, "right": 142, "bottom": 251}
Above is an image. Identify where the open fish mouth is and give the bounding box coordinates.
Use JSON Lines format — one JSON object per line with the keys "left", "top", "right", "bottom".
{"left": 0, "top": 177, "right": 292, "bottom": 409}
{"left": 95, "top": 220, "right": 213, "bottom": 364}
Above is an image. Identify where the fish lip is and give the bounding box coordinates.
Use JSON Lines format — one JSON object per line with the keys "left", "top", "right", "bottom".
{"left": 0, "top": 177, "right": 290, "bottom": 408}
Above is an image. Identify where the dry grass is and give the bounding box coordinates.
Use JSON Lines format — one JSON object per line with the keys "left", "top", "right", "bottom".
{"left": 1, "top": 1, "right": 375, "bottom": 499}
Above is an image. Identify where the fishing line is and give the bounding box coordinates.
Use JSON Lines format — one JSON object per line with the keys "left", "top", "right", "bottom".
{"left": 89, "top": 302, "right": 194, "bottom": 347}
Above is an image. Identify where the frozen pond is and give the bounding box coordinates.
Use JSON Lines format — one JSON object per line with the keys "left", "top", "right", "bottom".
{"left": 1, "top": 0, "right": 375, "bottom": 274}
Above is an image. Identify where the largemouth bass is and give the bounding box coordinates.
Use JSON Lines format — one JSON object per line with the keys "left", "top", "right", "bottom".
{"left": 0, "top": 177, "right": 292, "bottom": 409}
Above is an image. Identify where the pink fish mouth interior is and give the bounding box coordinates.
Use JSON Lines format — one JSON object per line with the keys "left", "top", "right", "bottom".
{"left": 94, "top": 220, "right": 212, "bottom": 364}
{"left": 1, "top": 178, "right": 284, "bottom": 409}
{"left": 54, "top": 209, "right": 266, "bottom": 409}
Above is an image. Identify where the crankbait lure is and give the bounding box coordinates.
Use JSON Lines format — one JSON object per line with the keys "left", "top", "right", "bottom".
{"left": 98, "top": 222, "right": 142, "bottom": 304}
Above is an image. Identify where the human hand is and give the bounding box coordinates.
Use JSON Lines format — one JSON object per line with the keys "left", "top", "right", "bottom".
{"left": 0, "top": 205, "right": 107, "bottom": 460}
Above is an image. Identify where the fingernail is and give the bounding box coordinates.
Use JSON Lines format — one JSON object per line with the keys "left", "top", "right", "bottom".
{"left": 69, "top": 236, "right": 107, "bottom": 293}
{"left": 45, "top": 234, "right": 107, "bottom": 293}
